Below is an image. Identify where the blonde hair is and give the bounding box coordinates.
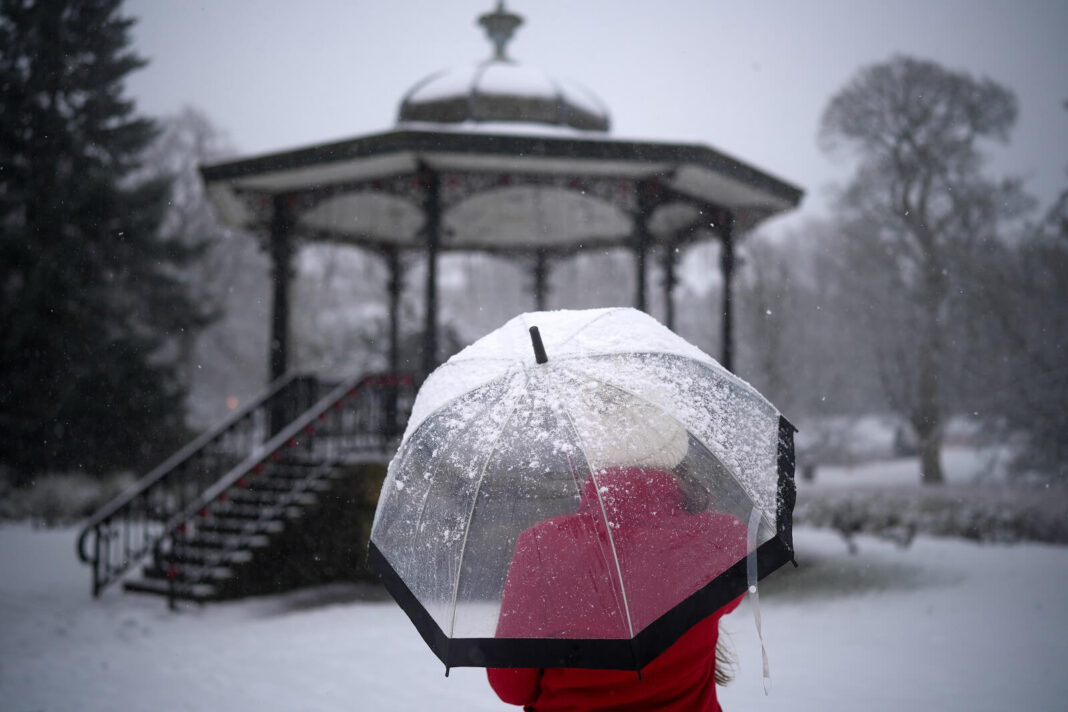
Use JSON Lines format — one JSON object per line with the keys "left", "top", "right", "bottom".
{"left": 715, "top": 625, "right": 735, "bottom": 686}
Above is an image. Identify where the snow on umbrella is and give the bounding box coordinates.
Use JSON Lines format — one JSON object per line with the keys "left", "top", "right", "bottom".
{"left": 368, "top": 307, "right": 796, "bottom": 672}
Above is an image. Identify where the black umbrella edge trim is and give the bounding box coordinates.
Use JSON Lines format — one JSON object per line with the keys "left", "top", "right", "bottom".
{"left": 627, "top": 536, "right": 792, "bottom": 670}
{"left": 368, "top": 537, "right": 793, "bottom": 671}
{"left": 367, "top": 541, "right": 452, "bottom": 662}
{"left": 777, "top": 415, "right": 798, "bottom": 561}
{"left": 367, "top": 413, "right": 798, "bottom": 671}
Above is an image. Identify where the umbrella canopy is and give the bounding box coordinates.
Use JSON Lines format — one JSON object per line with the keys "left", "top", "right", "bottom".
{"left": 368, "top": 307, "right": 796, "bottom": 671}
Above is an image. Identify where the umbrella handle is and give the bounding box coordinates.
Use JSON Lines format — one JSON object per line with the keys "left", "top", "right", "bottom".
{"left": 528, "top": 326, "right": 548, "bottom": 364}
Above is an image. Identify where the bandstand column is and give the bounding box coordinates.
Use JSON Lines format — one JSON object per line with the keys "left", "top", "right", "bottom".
{"left": 661, "top": 238, "right": 679, "bottom": 331}
{"left": 268, "top": 194, "right": 294, "bottom": 384}
{"left": 384, "top": 245, "right": 405, "bottom": 438}
{"left": 719, "top": 211, "right": 736, "bottom": 372}
{"left": 532, "top": 250, "right": 550, "bottom": 311}
{"left": 634, "top": 233, "right": 649, "bottom": 313}
{"left": 385, "top": 246, "right": 404, "bottom": 376}
{"left": 420, "top": 165, "right": 441, "bottom": 379}
{"left": 634, "top": 179, "right": 660, "bottom": 312}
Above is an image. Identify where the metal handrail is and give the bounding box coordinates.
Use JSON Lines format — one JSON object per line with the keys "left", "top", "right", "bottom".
{"left": 156, "top": 373, "right": 409, "bottom": 541}
{"left": 76, "top": 372, "right": 303, "bottom": 563}
{"left": 75, "top": 371, "right": 332, "bottom": 595}
{"left": 153, "top": 373, "right": 415, "bottom": 606}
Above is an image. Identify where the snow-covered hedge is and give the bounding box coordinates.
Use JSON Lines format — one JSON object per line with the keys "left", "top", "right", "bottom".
{"left": 793, "top": 415, "right": 985, "bottom": 468}
{"left": 0, "top": 472, "right": 135, "bottom": 526}
{"left": 796, "top": 484, "right": 1068, "bottom": 551}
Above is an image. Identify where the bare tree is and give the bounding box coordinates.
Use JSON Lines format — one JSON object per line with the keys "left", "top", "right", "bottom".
{"left": 140, "top": 108, "right": 276, "bottom": 425}
{"left": 735, "top": 234, "right": 795, "bottom": 410}
{"left": 820, "top": 56, "right": 1030, "bottom": 484}
{"left": 736, "top": 222, "right": 889, "bottom": 421}
{"left": 139, "top": 108, "right": 231, "bottom": 373}
{"left": 965, "top": 182, "right": 1068, "bottom": 479}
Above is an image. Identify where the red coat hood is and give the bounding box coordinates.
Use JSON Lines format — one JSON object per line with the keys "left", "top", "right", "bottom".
{"left": 578, "top": 467, "right": 687, "bottom": 525}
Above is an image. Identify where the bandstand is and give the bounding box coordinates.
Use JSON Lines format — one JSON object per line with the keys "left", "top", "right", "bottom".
{"left": 200, "top": 2, "right": 803, "bottom": 381}
{"left": 77, "top": 3, "right": 803, "bottom": 603}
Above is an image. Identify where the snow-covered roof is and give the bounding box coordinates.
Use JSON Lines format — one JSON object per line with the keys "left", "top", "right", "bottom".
{"left": 396, "top": 3, "right": 610, "bottom": 133}
{"left": 200, "top": 4, "right": 804, "bottom": 252}
{"left": 201, "top": 126, "right": 804, "bottom": 249}
{"left": 398, "top": 60, "right": 611, "bottom": 133}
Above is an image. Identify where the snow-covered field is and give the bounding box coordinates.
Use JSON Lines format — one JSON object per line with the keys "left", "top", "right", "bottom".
{"left": 3, "top": 454, "right": 1067, "bottom": 711}
{"left": 804, "top": 444, "right": 1006, "bottom": 488}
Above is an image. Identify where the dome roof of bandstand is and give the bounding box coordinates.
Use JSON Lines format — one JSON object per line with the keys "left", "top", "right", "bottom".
{"left": 397, "top": 3, "right": 609, "bottom": 133}
{"left": 199, "top": 2, "right": 804, "bottom": 382}
{"left": 202, "top": 2, "right": 802, "bottom": 254}
{"left": 202, "top": 130, "right": 802, "bottom": 253}
{"left": 398, "top": 61, "right": 610, "bottom": 133}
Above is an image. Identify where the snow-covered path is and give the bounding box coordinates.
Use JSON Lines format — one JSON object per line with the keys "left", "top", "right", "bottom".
{"left": 2, "top": 523, "right": 1066, "bottom": 711}
{"left": 720, "top": 529, "right": 1068, "bottom": 711}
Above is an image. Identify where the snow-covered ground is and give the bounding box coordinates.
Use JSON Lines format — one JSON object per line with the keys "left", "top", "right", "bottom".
{"left": 803, "top": 446, "right": 1003, "bottom": 491}
{"left": 802, "top": 443, "right": 1010, "bottom": 489}
{"left": 3, "top": 526, "right": 1066, "bottom": 711}
{"left": 3, "top": 452, "right": 1066, "bottom": 711}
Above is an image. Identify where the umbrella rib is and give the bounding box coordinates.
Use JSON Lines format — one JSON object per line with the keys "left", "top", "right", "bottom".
{"left": 402, "top": 365, "right": 520, "bottom": 447}
{"left": 556, "top": 398, "right": 637, "bottom": 642}
{"left": 544, "top": 368, "right": 635, "bottom": 638}
{"left": 539, "top": 307, "right": 628, "bottom": 351}
{"left": 394, "top": 372, "right": 524, "bottom": 614}
{"left": 586, "top": 465, "right": 637, "bottom": 640}
{"left": 558, "top": 360, "right": 774, "bottom": 528}
{"left": 445, "top": 372, "right": 528, "bottom": 641}
{"left": 550, "top": 351, "right": 769, "bottom": 409}
{"left": 406, "top": 370, "right": 519, "bottom": 543}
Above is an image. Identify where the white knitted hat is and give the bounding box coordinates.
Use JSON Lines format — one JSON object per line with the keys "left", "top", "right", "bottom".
{"left": 571, "top": 386, "right": 689, "bottom": 471}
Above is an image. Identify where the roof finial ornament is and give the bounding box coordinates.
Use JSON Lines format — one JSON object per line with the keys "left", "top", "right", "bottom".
{"left": 478, "top": 1, "right": 523, "bottom": 61}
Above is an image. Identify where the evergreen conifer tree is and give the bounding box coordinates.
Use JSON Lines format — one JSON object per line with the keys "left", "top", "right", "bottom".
{"left": 0, "top": 0, "right": 211, "bottom": 481}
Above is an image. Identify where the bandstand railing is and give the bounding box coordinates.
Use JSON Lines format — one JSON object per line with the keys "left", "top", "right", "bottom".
{"left": 76, "top": 372, "right": 413, "bottom": 597}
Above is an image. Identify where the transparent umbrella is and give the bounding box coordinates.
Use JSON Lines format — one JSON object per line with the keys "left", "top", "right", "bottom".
{"left": 368, "top": 307, "right": 796, "bottom": 672}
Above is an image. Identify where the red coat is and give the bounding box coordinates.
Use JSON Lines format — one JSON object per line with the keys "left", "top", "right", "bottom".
{"left": 488, "top": 467, "right": 747, "bottom": 711}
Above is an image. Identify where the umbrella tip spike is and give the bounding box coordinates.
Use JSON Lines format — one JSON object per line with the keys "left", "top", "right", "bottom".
{"left": 529, "top": 326, "right": 549, "bottom": 364}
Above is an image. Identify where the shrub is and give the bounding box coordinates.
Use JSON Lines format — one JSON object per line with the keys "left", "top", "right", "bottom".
{"left": 0, "top": 472, "right": 136, "bottom": 527}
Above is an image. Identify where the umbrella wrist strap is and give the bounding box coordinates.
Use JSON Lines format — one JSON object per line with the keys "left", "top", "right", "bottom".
{"left": 747, "top": 507, "right": 772, "bottom": 695}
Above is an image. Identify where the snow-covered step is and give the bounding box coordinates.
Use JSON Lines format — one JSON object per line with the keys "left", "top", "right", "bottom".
{"left": 250, "top": 478, "right": 333, "bottom": 495}
{"left": 123, "top": 577, "right": 218, "bottom": 601}
{"left": 196, "top": 517, "right": 286, "bottom": 537}
{"left": 187, "top": 531, "right": 271, "bottom": 550}
{"left": 142, "top": 561, "right": 234, "bottom": 583}
{"left": 168, "top": 545, "right": 255, "bottom": 567}
{"left": 212, "top": 503, "right": 306, "bottom": 521}
{"left": 225, "top": 488, "right": 316, "bottom": 508}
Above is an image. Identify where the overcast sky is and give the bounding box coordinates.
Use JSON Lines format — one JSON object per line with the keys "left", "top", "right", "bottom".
{"left": 124, "top": 0, "right": 1067, "bottom": 234}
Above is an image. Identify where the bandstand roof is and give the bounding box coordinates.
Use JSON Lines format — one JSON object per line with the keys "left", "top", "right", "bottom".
{"left": 202, "top": 124, "right": 802, "bottom": 254}
{"left": 201, "top": 3, "right": 802, "bottom": 256}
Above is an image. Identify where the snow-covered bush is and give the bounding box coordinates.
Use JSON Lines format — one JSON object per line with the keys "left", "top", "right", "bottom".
{"left": 0, "top": 472, "right": 136, "bottom": 527}
{"left": 795, "top": 414, "right": 913, "bottom": 467}
{"left": 796, "top": 484, "right": 1068, "bottom": 551}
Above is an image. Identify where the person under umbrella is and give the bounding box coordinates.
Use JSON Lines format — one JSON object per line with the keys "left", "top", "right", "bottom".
{"left": 488, "top": 378, "right": 748, "bottom": 711}
{"left": 368, "top": 308, "right": 796, "bottom": 704}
